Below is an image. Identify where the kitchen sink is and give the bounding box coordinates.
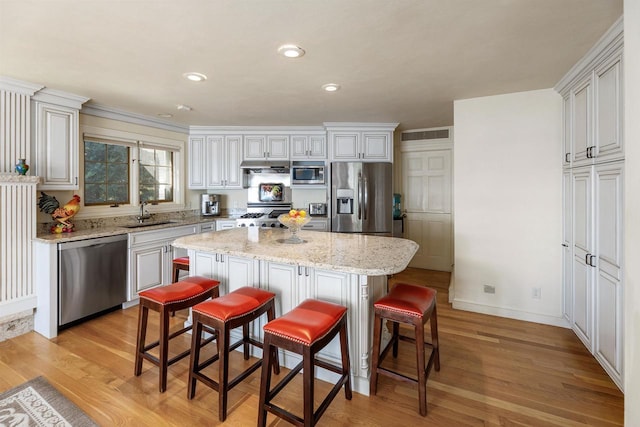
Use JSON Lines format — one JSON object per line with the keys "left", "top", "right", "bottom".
{"left": 122, "top": 221, "right": 178, "bottom": 229}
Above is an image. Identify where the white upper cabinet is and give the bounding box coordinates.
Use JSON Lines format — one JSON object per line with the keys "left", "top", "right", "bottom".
{"left": 243, "top": 135, "right": 289, "bottom": 160}
{"left": 326, "top": 123, "right": 398, "bottom": 162}
{"left": 290, "top": 134, "right": 326, "bottom": 159}
{"left": 557, "top": 19, "right": 623, "bottom": 167}
{"left": 188, "top": 134, "right": 242, "bottom": 189}
{"left": 31, "top": 89, "right": 89, "bottom": 190}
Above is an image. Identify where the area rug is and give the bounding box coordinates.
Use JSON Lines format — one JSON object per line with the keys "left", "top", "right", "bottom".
{"left": 0, "top": 376, "right": 98, "bottom": 426}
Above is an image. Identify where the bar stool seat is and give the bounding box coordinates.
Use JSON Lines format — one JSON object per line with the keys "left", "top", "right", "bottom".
{"left": 172, "top": 256, "right": 190, "bottom": 283}
{"left": 370, "top": 283, "right": 440, "bottom": 416}
{"left": 188, "top": 286, "right": 279, "bottom": 422}
{"left": 134, "top": 276, "right": 220, "bottom": 392}
{"left": 258, "top": 299, "right": 352, "bottom": 427}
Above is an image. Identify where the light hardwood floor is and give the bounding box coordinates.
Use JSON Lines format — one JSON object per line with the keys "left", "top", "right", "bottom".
{"left": 0, "top": 268, "right": 623, "bottom": 426}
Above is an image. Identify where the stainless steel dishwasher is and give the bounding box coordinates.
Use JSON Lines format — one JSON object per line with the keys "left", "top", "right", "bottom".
{"left": 58, "top": 234, "right": 128, "bottom": 328}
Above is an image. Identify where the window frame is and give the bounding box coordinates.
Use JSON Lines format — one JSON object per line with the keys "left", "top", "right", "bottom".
{"left": 76, "top": 125, "right": 185, "bottom": 219}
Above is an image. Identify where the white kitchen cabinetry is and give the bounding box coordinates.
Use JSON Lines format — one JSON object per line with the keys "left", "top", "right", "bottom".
{"left": 302, "top": 218, "right": 328, "bottom": 231}
{"left": 128, "top": 225, "right": 198, "bottom": 300}
{"left": 199, "top": 222, "right": 216, "bottom": 233}
{"left": 325, "top": 123, "right": 398, "bottom": 162}
{"left": 31, "top": 89, "right": 89, "bottom": 190}
{"left": 557, "top": 17, "right": 623, "bottom": 390}
{"left": 244, "top": 135, "right": 289, "bottom": 161}
{"left": 290, "top": 135, "right": 327, "bottom": 159}
{"left": 215, "top": 219, "right": 237, "bottom": 231}
{"left": 188, "top": 135, "right": 242, "bottom": 189}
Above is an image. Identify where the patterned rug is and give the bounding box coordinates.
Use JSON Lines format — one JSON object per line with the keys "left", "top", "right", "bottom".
{"left": 0, "top": 376, "right": 98, "bottom": 426}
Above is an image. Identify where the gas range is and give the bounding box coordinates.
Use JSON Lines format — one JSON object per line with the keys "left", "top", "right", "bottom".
{"left": 236, "top": 206, "right": 291, "bottom": 229}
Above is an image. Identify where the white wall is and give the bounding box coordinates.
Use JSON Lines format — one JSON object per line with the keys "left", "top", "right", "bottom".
{"left": 452, "top": 88, "right": 564, "bottom": 326}
{"left": 624, "top": 1, "right": 640, "bottom": 424}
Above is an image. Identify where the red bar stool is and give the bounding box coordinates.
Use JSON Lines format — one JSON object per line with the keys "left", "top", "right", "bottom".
{"left": 258, "top": 299, "right": 352, "bottom": 427}
{"left": 187, "top": 286, "right": 280, "bottom": 422}
{"left": 134, "top": 276, "right": 220, "bottom": 392}
{"left": 172, "top": 256, "right": 190, "bottom": 283}
{"left": 370, "top": 283, "right": 440, "bottom": 416}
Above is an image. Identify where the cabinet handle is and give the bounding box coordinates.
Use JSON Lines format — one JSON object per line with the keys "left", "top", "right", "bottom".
{"left": 585, "top": 253, "right": 590, "bottom": 265}
{"left": 565, "top": 153, "right": 570, "bottom": 163}
{"left": 305, "top": 267, "right": 309, "bottom": 277}
{"left": 587, "top": 147, "right": 591, "bottom": 158}
{"left": 75, "top": 177, "right": 78, "bottom": 185}
{"left": 561, "top": 243, "right": 568, "bottom": 247}
{"left": 215, "top": 253, "right": 219, "bottom": 262}
{"left": 589, "top": 254, "right": 596, "bottom": 267}
{"left": 298, "top": 265, "right": 303, "bottom": 275}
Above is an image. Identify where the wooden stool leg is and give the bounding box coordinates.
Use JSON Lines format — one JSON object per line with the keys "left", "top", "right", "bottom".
{"left": 369, "top": 312, "right": 382, "bottom": 396}
{"left": 257, "top": 335, "right": 273, "bottom": 427}
{"left": 303, "top": 346, "right": 314, "bottom": 427}
{"left": 243, "top": 322, "right": 250, "bottom": 360}
{"left": 431, "top": 304, "right": 440, "bottom": 371}
{"left": 416, "top": 320, "right": 427, "bottom": 416}
{"left": 218, "top": 327, "right": 230, "bottom": 422}
{"left": 172, "top": 265, "right": 179, "bottom": 283}
{"left": 187, "top": 315, "right": 203, "bottom": 399}
{"left": 159, "top": 306, "right": 170, "bottom": 393}
{"left": 266, "top": 303, "right": 280, "bottom": 375}
{"left": 340, "top": 320, "right": 352, "bottom": 400}
{"left": 392, "top": 321, "right": 400, "bottom": 358}
{"left": 134, "top": 304, "right": 148, "bottom": 376}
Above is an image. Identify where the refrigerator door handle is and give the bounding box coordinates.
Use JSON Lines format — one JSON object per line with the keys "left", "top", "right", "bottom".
{"left": 358, "top": 173, "right": 363, "bottom": 220}
{"left": 363, "top": 175, "right": 368, "bottom": 220}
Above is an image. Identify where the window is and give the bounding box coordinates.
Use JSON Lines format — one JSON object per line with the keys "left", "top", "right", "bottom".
{"left": 84, "top": 140, "right": 130, "bottom": 206}
{"left": 139, "top": 147, "right": 173, "bottom": 203}
{"left": 81, "top": 132, "right": 181, "bottom": 212}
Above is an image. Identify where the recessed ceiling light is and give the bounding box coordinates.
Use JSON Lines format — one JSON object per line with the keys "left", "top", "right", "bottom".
{"left": 322, "top": 83, "right": 341, "bottom": 92}
{"left": 157, "top": 113, "right": 173, "bottom": 118}
{"left": 183, "top": 72, "right": 207, "bottom": 82}
{"left": 177, "top": 104, "right": 193, "bottom": 111}
{"left": 278, "top": 44, "right": 305, "bottom": 58}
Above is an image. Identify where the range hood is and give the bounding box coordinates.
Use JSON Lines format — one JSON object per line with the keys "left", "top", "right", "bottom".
{"left": 240, "top": 160, "right": 290, "bottom": 172}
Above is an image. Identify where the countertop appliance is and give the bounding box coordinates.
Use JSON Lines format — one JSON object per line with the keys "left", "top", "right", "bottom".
{"left": 58, "top": 234, "right": 128, "bottom": 328}
{"left": 308, "top": 202, "right": 327, "bottom": 216}
{"left": 202, "top": 193, "right": 220, "bottom": 216}
{"left": 291, "top": 160, "right": 325, "bottom": 185}
{"left": 331, "top": 162, "right": 392, "bottom": 234}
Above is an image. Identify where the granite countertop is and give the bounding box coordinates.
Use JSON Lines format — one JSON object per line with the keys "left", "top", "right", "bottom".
{"left": 33, "top": 216, "right": 230, "bottom": 244}
{"left": 173, "top": 228, "right": 418, "bottom": 276}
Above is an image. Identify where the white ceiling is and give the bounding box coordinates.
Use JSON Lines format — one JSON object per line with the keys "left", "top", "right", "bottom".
{"left": 0, "top": 0, "right": 623, "bottom": 131}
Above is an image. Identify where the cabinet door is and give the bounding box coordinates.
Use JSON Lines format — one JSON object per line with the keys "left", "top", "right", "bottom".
{"left": 562, "top": 169, "right": 573, "bottom": 322}
{"left": 308, "top": 135, "right": 327, "bottom": 158}
{"left": 216, "top": 220, "right": 237, "bottom": 230}
{"left": 331, "top": 132, "right": 359, "bottom": 161}
{"left": 262, "top": 262, "right": 300, "bottom": 318}
{"left": 290, "top": 136, "right": 308, "bottom": 159}
{"left": 572, "top": 167, "right": 593, "bottom": 348}
{"left": 571, "top": 77, "right": 592, "bottom": 165}
{"left": 244, "top": 135, "right": 267, "bottom": 159}
{"left": 302, "top": 219, "right": 328, "bottom": 231}
{"left": 563, "top": 96, "right": 572, "bottom": 166}
{"left": 593, "top": 162, "right": 623, "bottom": 384}
{"left": 267, "top": 135, "right": 289, "bottom": 160}
{"left": 595, "top": 53, "right": 623, "bottom": 161}
{"left": 225, "top": 135, "right": 243, "bottom": 188}
{"left": 130, "top": 243, "right": 166, "bottom": 297}
{"left": 34, "top": 103, "right": 79, "bottom": 189}
{"left": 206, "top": 136, "right": 225, "bottom": 188}
{"left": 362, "top": 132, "right": 392, "bottom": 161}
{"left": 188, "top": 136, "right": 206, "bottom": 189}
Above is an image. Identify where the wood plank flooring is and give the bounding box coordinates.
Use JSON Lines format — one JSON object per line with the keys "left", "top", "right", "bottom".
{"left": 0, "top": 268, "right": 623, "bottom": 426}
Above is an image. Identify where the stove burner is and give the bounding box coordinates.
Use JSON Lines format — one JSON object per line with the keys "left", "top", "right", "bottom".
{"left": 240, "top": 213, "right": 265, "bottom": 219}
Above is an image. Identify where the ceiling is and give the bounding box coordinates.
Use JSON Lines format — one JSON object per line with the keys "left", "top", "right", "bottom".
{"left": 0, "top": 0, "right": 623, "bottom": 132}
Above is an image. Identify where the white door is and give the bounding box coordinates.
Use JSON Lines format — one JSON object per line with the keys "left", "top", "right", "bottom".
{"left": 562, "top": 169, "right": 573, "bottom": 322}
{"left": 206, "top": 136, "right": 224, "bottom": 187}
{"left": 593, "top": 162, "right": 623, "bottom": 383}
{"left": 572, "top": 166, "right": 593, "bottom": 348}
{"left": 225, "top": 135, "right": 243, "bottom": 188}
{"left": 402, "top": 149, "right": 452, "bottom": 271}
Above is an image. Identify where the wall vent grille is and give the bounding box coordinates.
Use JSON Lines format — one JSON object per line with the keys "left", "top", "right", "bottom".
{"left": 401, "top": 129, "right": 449, "bottom": 141}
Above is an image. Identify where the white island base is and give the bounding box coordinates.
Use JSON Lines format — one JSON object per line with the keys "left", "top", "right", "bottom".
{"left": 174, "top": 228, "right": 418, "bottom": 395}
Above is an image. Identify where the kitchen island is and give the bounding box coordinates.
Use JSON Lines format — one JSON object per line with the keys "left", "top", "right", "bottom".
{"left": 173, "top": 227, "right": 418, "bottom": 395}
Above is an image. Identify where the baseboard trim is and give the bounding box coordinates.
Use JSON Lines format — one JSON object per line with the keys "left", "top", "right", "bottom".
{"left": 452, "top": 298, "right": 570, "bottom": 328}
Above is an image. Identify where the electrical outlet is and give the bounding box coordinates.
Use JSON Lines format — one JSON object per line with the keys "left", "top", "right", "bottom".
{"left": 483, "top": 284, "right": 495, "bottom": 294}
{"left": 532, "top": 287, "right": 542, "bottom": 299}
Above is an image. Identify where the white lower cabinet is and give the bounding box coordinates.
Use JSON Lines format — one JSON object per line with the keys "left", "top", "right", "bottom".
{"left": 215, "top": 219, "right": 237, "bottom": 231}
{"left": 302, "top": 218, "right": 328, "bottom": 231}
{"left": 565, "top": 161, "right": 623, "bottom": 389}
{"left": 128, "top": 225, "right": 198, "bottom": 300}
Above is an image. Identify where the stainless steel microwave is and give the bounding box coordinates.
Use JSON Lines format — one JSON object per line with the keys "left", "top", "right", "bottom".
{"left": 291, "top": 161, "right": 325, "bottom": 185}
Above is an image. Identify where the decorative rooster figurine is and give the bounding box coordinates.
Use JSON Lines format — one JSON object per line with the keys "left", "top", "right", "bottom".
{"left": 38, "top": 192, "right": 81, "bottom": 233}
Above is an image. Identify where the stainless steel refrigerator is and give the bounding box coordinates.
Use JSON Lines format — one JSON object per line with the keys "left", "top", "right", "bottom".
{"left": 331, "top": 162, "right": 392, "bottom": 234}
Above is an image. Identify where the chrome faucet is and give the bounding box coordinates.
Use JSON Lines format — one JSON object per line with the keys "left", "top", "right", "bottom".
{"left": 136, "top": 201, "right": 151, "bottom": 223}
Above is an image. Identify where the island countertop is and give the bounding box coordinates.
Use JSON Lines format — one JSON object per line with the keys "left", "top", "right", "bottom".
{"left": 173, "top": 228, "right": 418, "bottom": 276}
